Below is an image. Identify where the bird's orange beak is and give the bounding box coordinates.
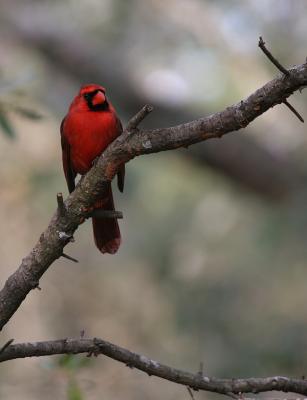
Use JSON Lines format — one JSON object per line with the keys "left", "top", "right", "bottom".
{"left": 92, "top": 90, "right": 106, "bottom": 106}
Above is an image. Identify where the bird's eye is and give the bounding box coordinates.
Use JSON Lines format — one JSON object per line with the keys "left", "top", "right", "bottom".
{"left": 83, "top": 93, "right": 91, "bottom": 100}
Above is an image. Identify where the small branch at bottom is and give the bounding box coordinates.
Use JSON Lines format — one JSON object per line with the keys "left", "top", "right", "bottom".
{"left": 1, "top": 337, "right": 307, "bottom": 397}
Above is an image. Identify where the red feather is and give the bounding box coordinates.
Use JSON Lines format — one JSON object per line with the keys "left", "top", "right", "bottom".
{"left": 61, "top": 84, "right": 124, "bottom": 254}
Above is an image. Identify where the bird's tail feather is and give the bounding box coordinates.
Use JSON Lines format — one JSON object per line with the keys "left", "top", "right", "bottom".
{"left": 92, "top": 183, "right": 121, "bottom": 254}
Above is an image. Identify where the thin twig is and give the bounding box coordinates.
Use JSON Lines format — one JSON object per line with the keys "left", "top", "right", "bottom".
{"left": 283, "top": 99, "right": 304, "bottom": 122}
{"left": 125, "top": 104, "right": 153, "bottom": 132}
{"left": 198, "top": 362, "right": 204, "bottom": 376}
{"left": 0, "top": 339, "right": 14, "bottom": 355}
{"left": 61, "top": 253, "right": 78, "bottom": 263}
{"left": 258, "top": 36, "right": 289, "bottom": 76}
{"left": 187, "top": 387, "right": 196, "bottom": 400}
{"left": 56, "top": 193, "right": 66, "bottom": 217}
{"left": 258, "top": 37, "right": 304, "bottom": 123}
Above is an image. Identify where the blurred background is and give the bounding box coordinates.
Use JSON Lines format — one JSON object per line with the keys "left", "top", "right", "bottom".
{"left": 0, "top": 0, "right": 307, "bottom": 399}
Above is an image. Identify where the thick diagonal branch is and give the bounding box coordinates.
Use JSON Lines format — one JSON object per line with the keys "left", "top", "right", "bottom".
{"left": 0, "top": 62, "right": 306, "bottom": 331}
{"left": 0, "top": 337, "right": 307, "bottom": 396}
{"left": 3, "top": 11, "right": 303, "bottom": 198}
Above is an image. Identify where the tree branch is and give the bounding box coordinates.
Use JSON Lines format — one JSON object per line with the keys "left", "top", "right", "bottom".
{"left": 258, "top": 36, "right": 304, "bottom": 123}
{"left": 3, "top": 10, "right": 304, "bottom": 198}
{"left": 0, "top": 337, "right": 307, "bottom": 396}
{"left": 0, "top": 60, "right": 306, "bottom": 332}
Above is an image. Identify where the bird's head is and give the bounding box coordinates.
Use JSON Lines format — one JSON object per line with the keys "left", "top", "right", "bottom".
{"left": 78, "top": 84, "right": 108, "bottom": 111}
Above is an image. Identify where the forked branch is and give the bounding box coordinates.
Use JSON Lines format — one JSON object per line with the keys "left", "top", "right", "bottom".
{"left": 0, "top": 42, "right": 306, "bottom": 332}
{"left": 258, "top": 36, "right": 304, "bottom": 123}
{"left": 0, "top": 40, "right": 306, "bottom": 398}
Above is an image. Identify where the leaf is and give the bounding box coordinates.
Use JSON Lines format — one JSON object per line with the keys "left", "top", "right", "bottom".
{"left": 0, "top": 110, "right": 16, "bottom": 139}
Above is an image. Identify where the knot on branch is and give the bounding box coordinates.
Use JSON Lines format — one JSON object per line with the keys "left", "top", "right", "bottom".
{"left": 57, "top": 231, "right": 74, "bottom": 242}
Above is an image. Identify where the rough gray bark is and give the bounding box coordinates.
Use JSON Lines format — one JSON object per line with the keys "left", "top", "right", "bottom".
{"left": 0, "top": 62, "right": 306, "bottom": 332}
{"left": 1, "top": 337, "right": 307, "bottom": 396}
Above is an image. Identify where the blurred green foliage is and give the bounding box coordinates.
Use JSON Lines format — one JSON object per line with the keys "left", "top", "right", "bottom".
{"left": 67, "top": 380, "right": 83, "bottom": 400}
{"left": 56, "top": 355, "right": 92, "bottom": 400}
{"left": 0, "top": 110, "right": 16, "bottom": 139}
{"left": 57, "top": 354, "right": 91, "bottom": 371}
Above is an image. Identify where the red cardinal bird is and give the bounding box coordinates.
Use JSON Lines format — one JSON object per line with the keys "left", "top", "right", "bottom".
{"left": 61, "top": 84, "right": 124, "bottom": 254}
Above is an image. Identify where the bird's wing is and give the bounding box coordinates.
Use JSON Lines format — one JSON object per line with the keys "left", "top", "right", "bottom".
{"left": 60, "top": 118, "right": 76, "bottom": 193}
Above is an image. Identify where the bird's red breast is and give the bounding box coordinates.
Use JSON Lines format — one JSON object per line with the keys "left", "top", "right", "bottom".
{"left": 60, "top": 84, "right": 124, "bottom": 254}
{"left": 62, "top": 84, "right": 122, "bottom": 175}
